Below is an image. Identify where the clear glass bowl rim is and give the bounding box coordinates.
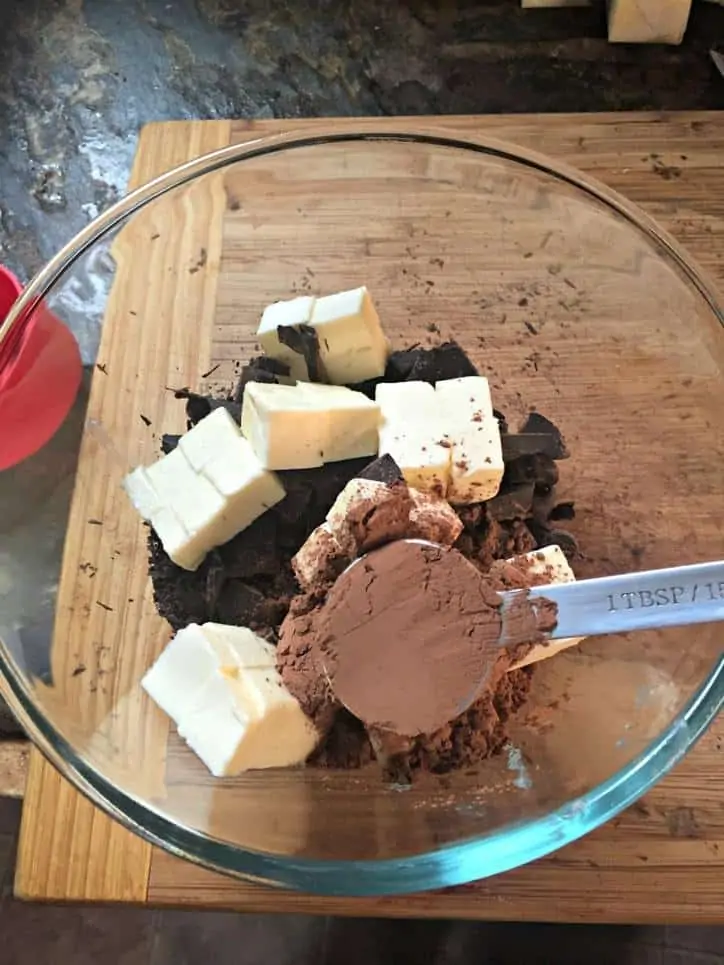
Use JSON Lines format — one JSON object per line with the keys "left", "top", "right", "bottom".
{"left": 1, "top": 124, "right": 722, "bottom": 896}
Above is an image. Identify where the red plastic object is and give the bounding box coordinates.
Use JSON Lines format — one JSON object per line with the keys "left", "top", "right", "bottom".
{"left": 0, "top": 265, "right": 82, "bottom": 471}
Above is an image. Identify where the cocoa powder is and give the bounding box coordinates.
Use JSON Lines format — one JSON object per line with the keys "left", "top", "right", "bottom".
{"left": 318, "top": 542, "right": 505, "bottom": 736}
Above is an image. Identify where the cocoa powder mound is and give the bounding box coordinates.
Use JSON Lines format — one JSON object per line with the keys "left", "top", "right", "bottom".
{"left": 391, "top": 667, "right": 535, "bottom": 780}
{"left": 276, "top": 593, "right": 339, "bottom": 736}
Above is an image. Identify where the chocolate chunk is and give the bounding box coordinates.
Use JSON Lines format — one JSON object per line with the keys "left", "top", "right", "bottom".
{"left": 148, "top": 530, "right": 214, "bottom": 630}
{"left": 549, "top": 501, "right": 575, "bottom": 521}
{"left": 524, "top": 518, "right": 578, "bottom": 557}
{"left": 160, "top": 433, "right": 180, "bottom": 454}
{"left": 346, "top": 375, "right": 386, "bottom": 400}
{"left": 493, "top": 408, "right": 509, "bottom": 434}
{"left": 216, "top": 581, "right": 270, "bottom": 632}
{"left": 533, "top": 455, "right": 559, "bottom": 492}
{"left": 277, "top": 459, "right": 369, "bottom": 537}
{"left": 486, "top": 482, "right": 535, "bottom": 521}
{"left": 384, "top": 348, "right": 418, "bottom": 381}
{"left": 502, "top": 433, "right": 564, "bottom": 462}
{"left": 503, "top": 453, "right": 559, "bottom": 491}
{"left": 520, "top": 412, "right": 568, "bottom": 459}
{"left": 530, "top": 488, "right": 557, "bottom": 525}
{"left": 387, "top": 341, "right": 478, "bottom": 384}
{"left": 352, "top": 343, "right": 478, "bottom": 398}
{"left": 174, "top": 390, "right": 241, "bottom": 428}
{"left": 277, "top": 324, "right": 325, "bottom": 382}
{"left": 232, "top": 356, "right": 288, "bottom": 403}
{"left": 355, "top": 454, "right": 404, "bottom": 486}
{"left": 174, "top": 389, "right": 211, "bottom": 426}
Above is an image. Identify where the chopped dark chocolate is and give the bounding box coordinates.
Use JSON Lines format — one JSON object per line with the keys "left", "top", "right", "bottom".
{"left": 532, "top": 455, "right": 559, "bottom": 492}
{"left": 502, "top": 433, "right": 564, "bottom": 462}
{"left": 486, "top": 482, "right": 535, "bottom": 521}
{"left": 549, "top": 501, "right": 575, "bottom": 522}
{"left": 160, "top": 433, "right": 180, "bottom": 454}
{"left": 520, "top": 411, "right": 569, "bottom": 459}
{"left": 502, "top": 452, "right": 559, "bottom": 491}
{"left": 493, "top": 408, "right": 509, "bottom": 434}
{"left": 344, "top": 376, "right": 381, "bottom": 400}
{"left": 149, "top": 454, "right": 371, "bottom": 637}
{"left": 173, "top": 389, "right": 241, "bottom": 428}
{"left": 387, "top": 341, "right": 478, "bottom": 384}
{"left": 174, "top": 389, "right": 211, "bottom": 427}
{"left": 277, "top": 324, "right": 325, "bottom": 382}
{"left": 276, "top": 459, "right": 369, "bottom": 540}
{"left": 218, "top": 514, "right": 281, "bottom": 578}
{"left": 355, "top": 454, "right": 404, "bottom": 486}
{"left": 232, "top": 356, "right": 289, "bottom": 403}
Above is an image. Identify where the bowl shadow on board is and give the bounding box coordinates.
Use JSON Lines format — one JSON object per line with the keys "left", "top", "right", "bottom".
{"left": 0, "top": 369, "right": 90, "bottom": 689}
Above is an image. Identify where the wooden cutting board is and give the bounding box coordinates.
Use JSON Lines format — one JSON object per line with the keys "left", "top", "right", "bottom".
{"left": 15, "top": 113, "right": 724, "bottom": 923}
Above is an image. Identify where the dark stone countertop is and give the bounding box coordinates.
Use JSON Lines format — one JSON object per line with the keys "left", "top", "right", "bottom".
{"left": 1, "top": 0, "right": 722, "bottom": 294}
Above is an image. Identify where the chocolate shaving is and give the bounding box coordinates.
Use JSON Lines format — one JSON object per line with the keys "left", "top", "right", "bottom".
{"left": 386, "top": 341, "right": 478, "bottom": 384}
{"left": 277, "top": 324, "right": 325, "bottom": 382}
{"left": 173, "top": 390, "right": 242, "bottom": 428}
{"left": 493, "top": 408, "right": 509, "bottom": 434}
{"left": 355, "top": 454, "right": 404, "bottom": 486}
{"left": 232, "top": 356, "right": 289, "bottom": 403}
{"left": 549, "top": 501, "right": 575, "bottom": 521}
{"left": 520, "top": 412, "right": 569, "bottom": 459}
{"left": 160, "top": 434, "right": 180, "bottom": 454}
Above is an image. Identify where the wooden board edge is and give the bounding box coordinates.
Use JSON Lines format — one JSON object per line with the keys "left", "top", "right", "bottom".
{"left": 14, "top": 112, "right": 724, "bottom": 916}
{"left": 15, "top": 118, "right": 233, "bottom": 905}
{"left": 146, "top": 848, "right": 724, "bottom": 925}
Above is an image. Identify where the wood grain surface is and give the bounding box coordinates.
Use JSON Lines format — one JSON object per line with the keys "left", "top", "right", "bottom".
{"left": 15, "top": 113, "right": 724, "bottom": 922}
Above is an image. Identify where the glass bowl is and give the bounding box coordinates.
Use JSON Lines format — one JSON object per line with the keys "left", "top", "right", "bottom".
{"left": 1, "top": 124, "right": 723, "bottom": 897}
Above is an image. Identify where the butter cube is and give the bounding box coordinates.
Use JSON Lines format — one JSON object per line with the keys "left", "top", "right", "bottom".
{"left": 148, "top": 506, "right": 206, "bottom": 572}
{"left": 607, "top": 0, "right": 691, "bottom": 44}
{"left": 123, "top": 407, "right": 285, "bottom": 571}
{"left": 143, "top": 622, "right": 318, "bottom": 776}
{"left": 295, "top": 382, "right": 380, "bottom": 462}
{"left": 123, "top": 466, "right": 163, "bottom": 519}
{"left": 504, "top": 545, "right": 585, "bottom": 669}
{"left": 435, "top": 377, "right": 504, "bottom": 504}
{"left": 241, "top": 382, "right": 328, "bottom": 470}
{"left": 145, "top": 447, "right": 228, "bottom": 567}
{"left": 376, "top": 381, "right": 452, "bottom": 495}
{"left": 257, "top": 295, "right": 315, "bottom": 381}
{"left": 141, "top": 622, "right": 276, "bottom": 724}
{"left": 310, "top": 286, "right": 389, "bottom": 384}
{"left": 179, "top": 667, "right": 318, "bottom": 775}
{"left": 241, "top": 381, "right": 379, "bottom": 470}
